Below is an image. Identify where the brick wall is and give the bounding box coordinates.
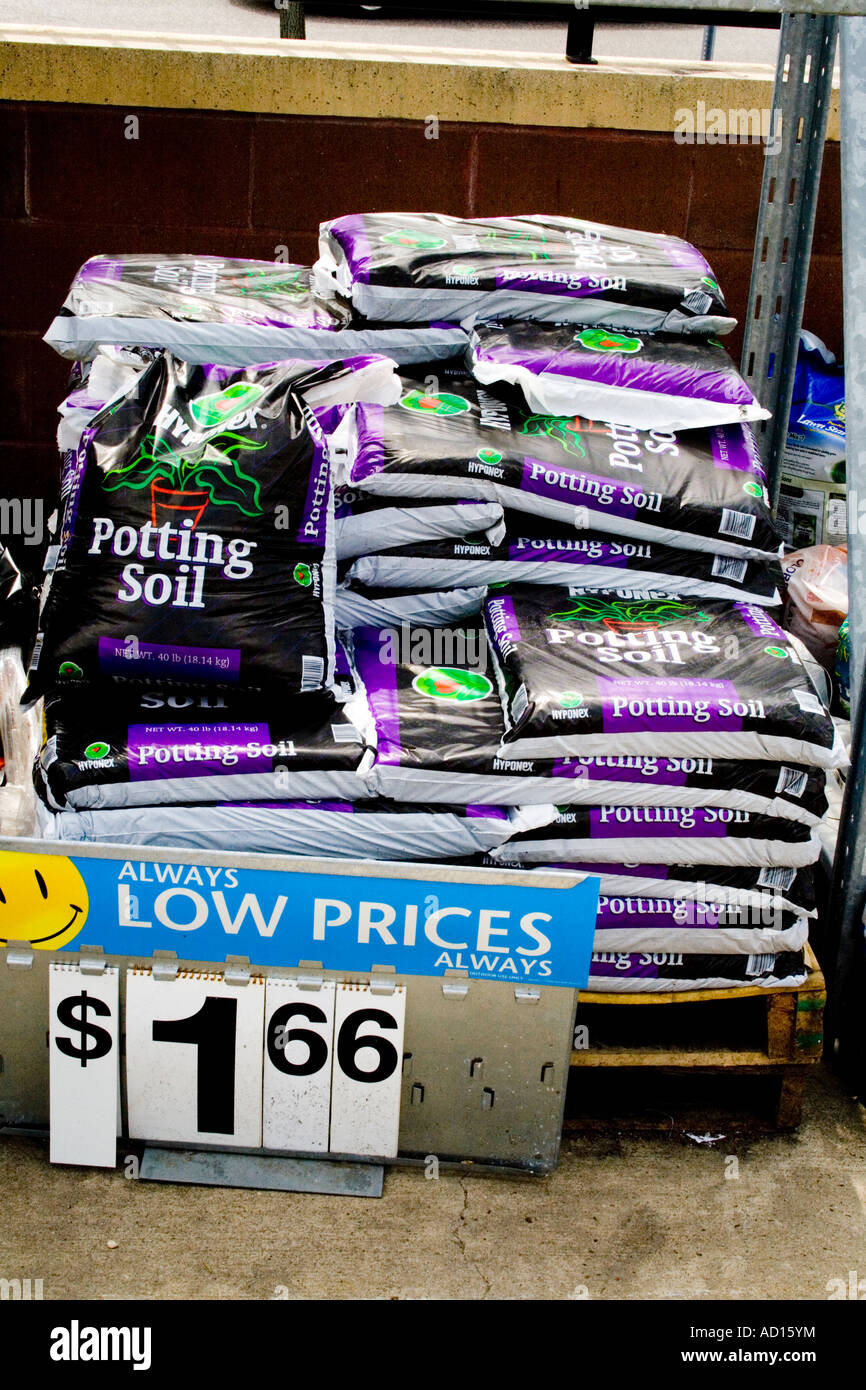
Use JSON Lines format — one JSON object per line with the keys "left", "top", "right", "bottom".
{"left": 0, "top": 100, "right": 843, "bottom": 564}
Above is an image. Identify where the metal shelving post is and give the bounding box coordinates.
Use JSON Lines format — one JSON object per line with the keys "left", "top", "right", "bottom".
{"left": 826, "top": 16, "right": 866, "bottom": 1092}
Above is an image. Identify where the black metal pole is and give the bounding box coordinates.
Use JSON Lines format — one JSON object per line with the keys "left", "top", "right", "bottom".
{"left": 279, "top": 2, "right": 306, "bottom": 40}
{"left": 566, "top": 7, "right": 597, "bottom": 63}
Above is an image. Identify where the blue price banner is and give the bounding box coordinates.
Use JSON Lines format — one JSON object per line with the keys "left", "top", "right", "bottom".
{"left": 0, "top": 844, "right": 599, "bottom": 990}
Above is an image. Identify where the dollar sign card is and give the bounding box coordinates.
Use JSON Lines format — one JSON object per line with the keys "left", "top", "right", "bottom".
{"left": 49, "top": 962, "right": 119, "bottom": 1167}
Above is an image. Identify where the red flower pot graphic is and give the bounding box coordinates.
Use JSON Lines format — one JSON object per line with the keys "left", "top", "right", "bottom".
{"left": 600, "top": 617, "right": 659, "bottom": 633}
{"left": 150, "top": 478, "right": 211, "bottom": 528}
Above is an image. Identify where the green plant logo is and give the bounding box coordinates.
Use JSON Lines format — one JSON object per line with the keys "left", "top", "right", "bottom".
{"left": 399, "top": 390, "right": 471, "bottom": 417}
{"left": 103, "top": 427, "right": 267, "bottom": 520}
{"left": 238, "top": 267, "right": 305, "bottom": 299}
{"left": 382, "top": 229, "right": 447, "bottom": 251}
{"left": 189, "top": 381, "right": 265, "bottom": 431}
{"left": 412, "top": 667, "right": 493, "bottom": 702}
{"left": 764, "top": 645, "right": 788, "bottom": 659}
{"left": 742, "top": 480, "right": 764, "bottom": 498}
{"left": 480, "top": 229, "right": 552, "bottom": 262}
{"left": 701, "top": 276, "right": 721, "bottom": 295}
{"left": 559, "top": 692, "right": 583, "bottom": 708}
{"left": 84, "top": 741, "right": 110, "bottom": 760}
{"left": 293, "top": 563, "right": 313, "bottom": 587}
{"left": 58, "top": 661, "right": 83, "bottom": 679}
{"left": 477, "top": 448, "right": 503, "bottom": 465}
{"left": 547, "top": 595, "right": 710, "bottom": 630}
{"left": 575, "top": 328, "right": 643, "bottom": 354}
{"left": 519, "top": 412, "right": 588, "bottom": 459}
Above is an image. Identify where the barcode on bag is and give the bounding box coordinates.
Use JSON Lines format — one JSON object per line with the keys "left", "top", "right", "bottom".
{"left": 28, "top": 633, "right": 44, "bottom": 673}
{"left": 746, "top": 953, "right": 776, "bottom": 976}
{"left": 794, "top": 688, "right": 823, "bottom": 715}
{"left": 683, "top": 290, "right": 713, "bottom": 314}
{"left": 711, "top": 555, "right": 748, "bottom": 582}
{"left": 758, "top": 866, "right": 796, "bottom": 889}
{"left": 718, "top": 509, "right": 756, "bottom": 541}
{"left": 300, "top": 655, "right": 325, "bottom": 693}
{"left": 511, "top": 683, "right": 529, "bottom": 725}
{"left": 775, "top": 766, "right": 808, "bottom": 798}
{"left": 331, "top": 723, "right": 362, "bottom": 744}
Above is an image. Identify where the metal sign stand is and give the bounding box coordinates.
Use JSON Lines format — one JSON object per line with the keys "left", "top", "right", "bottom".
{"left": 1, "top": 947, "right": 578, "bottom": 1180}
{"left": 0, "top": 845, "right": 588, "bottom": 1179}
{"left": 137, "top": 1150, "right": 385, "bottom": 1198}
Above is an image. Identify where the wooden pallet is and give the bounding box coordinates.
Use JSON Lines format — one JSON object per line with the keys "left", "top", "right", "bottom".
{"left": 566, "top": 945, "right": 826, "bottom": 1131}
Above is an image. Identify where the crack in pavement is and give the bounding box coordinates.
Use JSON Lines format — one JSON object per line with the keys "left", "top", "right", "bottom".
{"left": 453, "top": 1177, "right": 493, "bottom": 1299}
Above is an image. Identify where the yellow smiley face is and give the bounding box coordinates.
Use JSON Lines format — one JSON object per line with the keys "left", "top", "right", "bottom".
{"left": 0, "top": 851, "right": 89, "bottom": 950}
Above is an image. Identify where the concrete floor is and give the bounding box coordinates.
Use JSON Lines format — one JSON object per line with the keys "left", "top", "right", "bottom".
{"left": 2, "top": 1063, "right": 865, "bottom": 1301}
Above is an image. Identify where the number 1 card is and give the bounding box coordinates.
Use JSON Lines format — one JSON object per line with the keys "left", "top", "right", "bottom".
{"left": 125, "top": 970, "right": 265, "bottom": 1147}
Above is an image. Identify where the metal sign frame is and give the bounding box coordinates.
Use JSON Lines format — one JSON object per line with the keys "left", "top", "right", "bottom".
{"left": 0, "top": 841, "right": 594, "bottom": 1174}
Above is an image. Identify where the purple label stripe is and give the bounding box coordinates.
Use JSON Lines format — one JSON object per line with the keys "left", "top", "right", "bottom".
{"left": 596, "top": 676, "right": 743, "bottom": 734}
{"left": 552, "top": 757, "right": 688, "bottom": 786}
{"left": 128, "top": 721, "right": 271, "bottom": 782}
{"left": 734, "top": 603, "right": 789, "bottom": 644}
{"left": 588, "top": 807, "right": 728, "bottom": 839}
{"left": 350, "top": 627, "right": 402, "bottom": 766}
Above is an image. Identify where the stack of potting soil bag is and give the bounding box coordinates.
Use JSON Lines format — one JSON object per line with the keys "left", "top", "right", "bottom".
{"left": 25, "top": 227, "right": 846, "bottom": 991}
{"left": 312, "top": 211, "right": 845, "bottom": 990}
{"left": 480, "top": 587, "right": 842, "bottom": 990}
{"left": 29, "top": 254, "right": 539, "bottom": 862}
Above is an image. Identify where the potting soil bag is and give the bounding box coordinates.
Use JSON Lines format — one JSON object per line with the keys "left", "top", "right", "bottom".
{"left": 349, "top": 622, "right": 826, "bottom": 822}
{"left": 41, "top": 798, "right": 549, "bottom": 859}
{"left": 27, "top": 354, "right": 355, "bottom": 702}
{"left": 335, "top": 491, "right": 506, "bottom": 562}
{"left": 490, "top": 803, "right": 820, "bottom": 868}
{"left": 584, "top": 948, "right": 807, "bottom": 992}
{"left": 483, "top": 585, "right": 845, "bottom": 765}
{"left": 348, "top": 515, "right": 783, "bottom": 606}
{"left": 341, "top": 372, "right": 781, "bottom": 561}
{"left": 57, "top": 349, "right": 400, "bottom": 456}
{"left": 316, "top": 213, "right": 735, "bottom": 335}
{"left": 335, "top": 583, "right": 487, "bottom": 630}
{"left": 44, "top": 253, "right": 469, "bottom": 367}
{"left": 591, "top": 895, "right": 809, "bottom": 956}
{"left": 487, "top": 859, "right": 817, "bottom": 917}
{"left": 468, "top": 323, "right": 769, "bottom": 432}
{"left": 36, "top": 680, "right": 376, "bottom": 811}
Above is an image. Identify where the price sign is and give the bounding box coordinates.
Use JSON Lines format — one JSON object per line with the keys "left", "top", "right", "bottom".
{"left": 124, "top": 970, "right": 406, "bottom": 1159}
{"left": 125, "top": 970, "right": 265, "bottom": 1147}
{"left": 49, "top": 963, "right": 119, "bottom": 1168}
